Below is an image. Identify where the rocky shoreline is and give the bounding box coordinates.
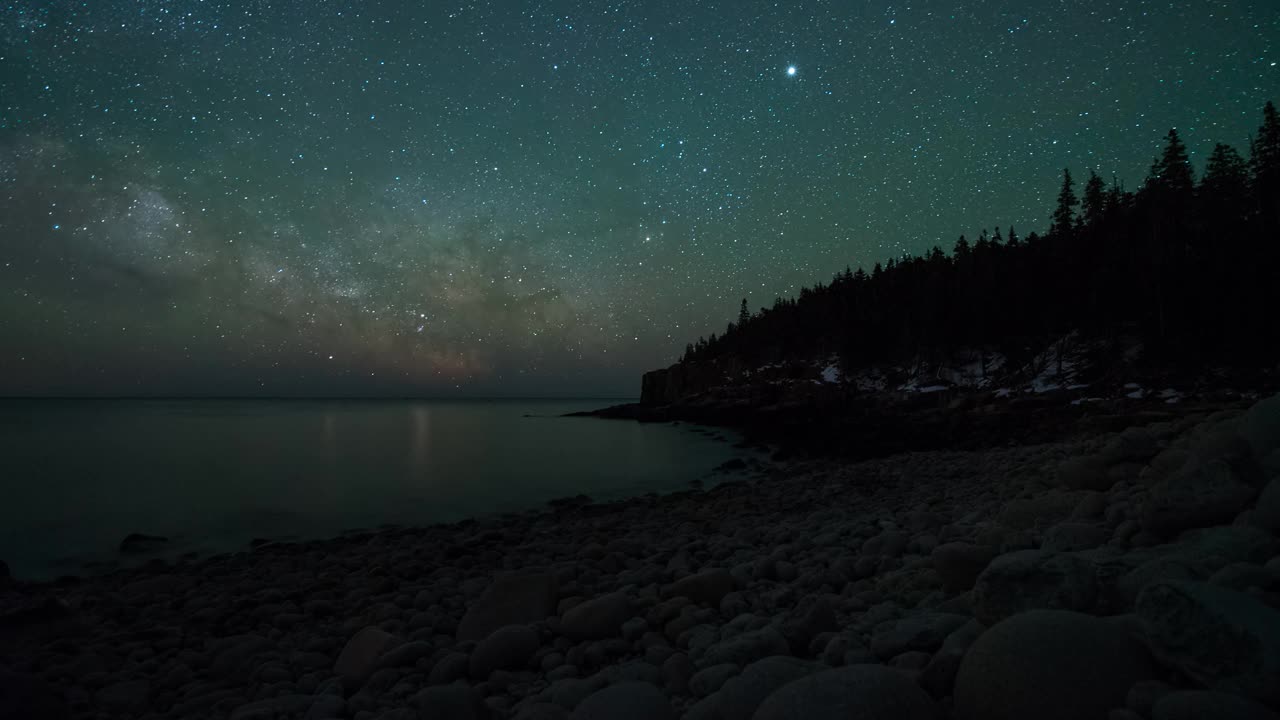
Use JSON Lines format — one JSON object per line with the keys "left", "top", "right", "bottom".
{"left": 3, "top": 395, "right": 1279, "bottom": 719}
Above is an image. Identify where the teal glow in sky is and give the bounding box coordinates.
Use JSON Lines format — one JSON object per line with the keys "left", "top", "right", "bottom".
{"left": 2, "top": 1, "right": 1278, "bottom": 395}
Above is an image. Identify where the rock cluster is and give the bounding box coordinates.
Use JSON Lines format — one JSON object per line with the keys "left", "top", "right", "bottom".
{"left": 2, "top": 394, "right": 1279, "bottom": 719}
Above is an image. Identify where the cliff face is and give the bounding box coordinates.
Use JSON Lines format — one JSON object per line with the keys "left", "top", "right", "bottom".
{"left": 641, "top": 362, "right": 721, "bottom": 405}
{"left": 639, "top": 356, "right": 795, "bottom": 405}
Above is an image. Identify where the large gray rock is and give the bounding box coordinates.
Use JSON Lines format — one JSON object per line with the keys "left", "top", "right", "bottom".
{"left": 778, "top": 595, "right": 838, "bottom": 652}
{"left": 716, "top": 656, "right": 818, "bottom": 720}
{"left": 229, "top": 695, "right": 311, "bottom": 720}
{"left": 541, "top": 676, "right": 608, "bottom": 710}
{"left": 1184, "top": 525, "right": 1279, "bottom": 563}
{"left": 428, "top": 652, "right": 470, "bottom": 685}
{"left": 209, "top": 634, "right": 273, "bottom": 679}
{"left": 1152, "top": 690, "right": 1280, "bottom": 720}
{"left": 701, "top": 626, "right": 789, "bottom": 667}
{"left": 470, "top": 624, "right": 540, "bottom": 679}
{"left": 335, "top": 627, "right": 402, "bottom": 689}
{"left": 1126, "top": 680, "right": 1176, "bottom": 716}
{"left": 971, "top": 550, "right": 1098, "bottom": 625}
{"left": 689, "top": 663, "right": 738, "bottom": 698}
{"left": 1137, "top": 580, "right": 1280, "bottom": 705}
{"left": 665, "top": 568, "right": 735, "bottom": 606}
{"left": 931, "top": 543, "right": 997, "bottom": 594}
{"left": 1117, "top": 556, "right": 1207, "bottom": 608}
{"left": 96, "top": 679, "right": 151, "bottom": 715}
{"left": 561, "top": 592, "right": 632, "bottom": 641}
{"left": 1101, "top": 427, "right": 1162, "bottom": 465}
{"left": 1042, "top": 522, "right": 1111, "bottom": 553}
{"left": 514, "top": 703, "right": 572, "bottom": 720}
{"left": 918, "top": 619, "right": 983, "bottom": 699}
{"left": 998, "top": 491, "right": 1081, "bottom": 531}
{"left": 660, "top": 652, "right": 694, "bottom": 694}
{"left": 1058, "top": 455, "right": 1113, "bottom": 491}
{"left": 1252, "top": 479, "right": 1280, "bottom": 533}
{"left": 1141, "top": 456, "right": 1260, "bottom": 537}
{"left": 862, "top": 530, "right": 911, "bottom": 558}
{"left": 305, "top": 695, "right": 346, "bottom": 720}
{"left": 569, "top": 682, "right": 675, "bottom": 720}
{"left": 752, "top": 665, "right": 935, "bottom": 720}
{"left": 411, "top": 684, "right": 485, "bottom": 719}
{"left": 954, "top": 610, "right": 1156, "bottom": 720}
{"left": 375, "top": 640, "right": 434, "bottom": 670}
{"left": 457, "top": 571, "right": 559, "bottom": 642}
{"left": 1238, "top": 392, "right": 1280, "bottom": 464}
{"left": 869, "top": 613, "right": 969, "bottom": 660}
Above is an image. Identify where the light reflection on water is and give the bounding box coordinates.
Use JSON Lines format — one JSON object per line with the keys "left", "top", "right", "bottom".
{"left": 0, "top": 399, "right": 747, "bottom": 580}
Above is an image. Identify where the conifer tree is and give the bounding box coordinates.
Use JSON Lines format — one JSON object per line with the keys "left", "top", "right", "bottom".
{"left": 1082, "top": 170, "right": 1107, "bottom": 228}
{"left": 1051, "top": 168, "right": 1077, "bottom": 236}
{"left": 1201, "top": 144, "right": 1249, "bottom": 207}
{"left": 1150, "top": 129, "right": 1195, "bottom": 198}
{"left": 1252, "top": 101, "right": 1280, "bottom": 225}
{"left": 738, "top": 298, "right": 750, "bottom": 326}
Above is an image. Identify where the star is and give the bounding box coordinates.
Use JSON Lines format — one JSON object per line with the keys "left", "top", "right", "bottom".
{"left": 787, "top": 66, "right": 797, "bottom": 76}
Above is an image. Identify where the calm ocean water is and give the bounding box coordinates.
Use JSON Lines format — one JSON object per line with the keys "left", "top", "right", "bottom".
{"left": 0, "top": 399, "right": 747, "bottom": 580}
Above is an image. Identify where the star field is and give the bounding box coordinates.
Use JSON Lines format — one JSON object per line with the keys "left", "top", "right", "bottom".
{"left": 2, "top": 1, "right": 1278, "bottom": 396}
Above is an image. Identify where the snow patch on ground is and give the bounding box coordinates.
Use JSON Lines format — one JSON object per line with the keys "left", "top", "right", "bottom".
{"left": 819, "top": 358, "right": 842, "bottom": 384}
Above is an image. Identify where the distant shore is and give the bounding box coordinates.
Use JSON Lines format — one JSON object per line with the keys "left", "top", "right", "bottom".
{"left": 2, "top": 394, "right": 1278, "bottom": 720}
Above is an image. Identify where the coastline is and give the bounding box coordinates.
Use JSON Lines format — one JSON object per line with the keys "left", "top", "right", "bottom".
{"left": 2, "top": 395, "right": 1279, "bottom": 719}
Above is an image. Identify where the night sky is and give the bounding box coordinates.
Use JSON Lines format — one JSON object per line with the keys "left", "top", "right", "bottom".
{"left": 2, "top": 2, "right": 1278, "bottom": 397}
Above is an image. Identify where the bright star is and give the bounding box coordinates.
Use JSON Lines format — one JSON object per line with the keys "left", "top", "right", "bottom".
{"left": 787, "top": 66, "right": 797, "bottom": 76}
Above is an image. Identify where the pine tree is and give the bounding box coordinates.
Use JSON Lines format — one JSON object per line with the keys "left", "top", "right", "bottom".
{"left": 953, "top": 235, "right": 971, "bottom": 258}
{"left": 1006, "top": 226, "right": 1020, "bottom": 247}
{"left": 1202, "top": 143, "right": 1249, "bottom": 206}
{"left": 1150, "top": 129, "right": 1195, "bottom": 197}
{"left": 1106, "top": 176, "right": 1127, "bottom": 213}
{"left": 738, "top": 298, "right": 750, "bottom": 326}
{"left": 1082, "top": 170, "right": 1107, "bottom": 228}
{"left": 1051, "top": 168, "right": 1077, "bottom": 236}
{"left": 975, "top": 229, "right": 991, "bottom": 252}
{"left": 1251, "top": 101, "right": 1280, "bottom": 179}
{"left": 1252, "top": 101, "right": 1280, "bottom": 225}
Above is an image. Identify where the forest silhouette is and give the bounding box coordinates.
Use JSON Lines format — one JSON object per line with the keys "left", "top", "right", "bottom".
{"left": 680, "top": 101, "right": 1280, "bottom": 376}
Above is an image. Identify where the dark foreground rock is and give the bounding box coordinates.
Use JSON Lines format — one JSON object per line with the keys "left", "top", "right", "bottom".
{"left": 751, "top": 665, "right": 935, "bottom": 720}
{"left": 954, "top": 610, "right": 1156, "bottom": 720}
{"left": 117, "top": 533, "right": 168, "bottom": 554}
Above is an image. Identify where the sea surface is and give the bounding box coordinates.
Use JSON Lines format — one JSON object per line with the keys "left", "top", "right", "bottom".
{"left": 0, "top": 398, "right": 748, "bottom": 580}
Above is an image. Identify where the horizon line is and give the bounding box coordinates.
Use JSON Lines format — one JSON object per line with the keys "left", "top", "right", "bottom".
{"left": 0, "top": 395, "right": 640, "bottom": 402}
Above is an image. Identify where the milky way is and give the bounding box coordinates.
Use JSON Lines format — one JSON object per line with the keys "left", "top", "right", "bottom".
{"left": 2, "top": 1, "right": 1278, "bottom": 396}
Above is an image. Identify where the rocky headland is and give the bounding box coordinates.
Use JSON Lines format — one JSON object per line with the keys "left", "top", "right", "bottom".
{"left": 3, "top": 393, "right": 1280, "bottom": 720}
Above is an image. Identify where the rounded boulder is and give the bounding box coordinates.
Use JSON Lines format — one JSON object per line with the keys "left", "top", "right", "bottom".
{"left": 569, "top": 682, "right": 675, "bottom": 720}
{"left": 561, "top": 592, "right": 632, "bottom": 641}
{"left": 752, "top": 665, "right": 935, "bottom": 720}
{"left": 470, "top": 624, "right": 540, "bottom": 679}
{"left": 954, "top": 609, "right": 1156, "bottom": 720}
